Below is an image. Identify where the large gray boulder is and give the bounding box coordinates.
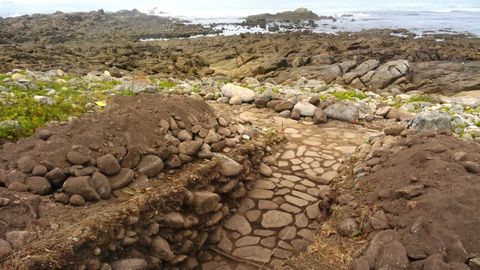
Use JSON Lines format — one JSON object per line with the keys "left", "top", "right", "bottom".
{"left": 408, "top": 111, "right": 452, "bottom": 131}
{"left": 293, "top": 101, "right": 317, "bottom": 117}
{"left": 324, "top": 103, "right": 360, "bottom": 123}
{"left": 343, "top": 59, "right": 380, "bottom": 84}
{"left": 367, "top": 60, "right": 409, "bottom": 89}
{"left": 221, "top": 83, "right": 256, "bottom": 102}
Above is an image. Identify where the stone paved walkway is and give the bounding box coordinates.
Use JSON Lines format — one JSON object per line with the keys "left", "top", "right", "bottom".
{"left": 202, "top": 107, "right": 376, "bottom": 270}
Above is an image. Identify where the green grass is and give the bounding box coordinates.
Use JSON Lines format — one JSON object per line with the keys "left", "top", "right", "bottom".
{"left": 332, "top": 90, "right": 367, "bottom": 101}
{"left": 0, "top": 74, "right": 9, "bottom": 81}
{"left": 157, "top": 80, "right": 176, "bottom": 89}
{"left": 190, "top": 84, "right": 201, "bottom": 93}
{"left": 318, "top": 94, "right": 330, "bottom": 102}
{"left": 0, "top": 73, "right": 131, "bottom": 141}
{"left": 465, "top": 107, "right": 480, "bottom": 114}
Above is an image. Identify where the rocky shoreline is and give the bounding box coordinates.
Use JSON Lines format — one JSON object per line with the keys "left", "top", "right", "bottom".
{"left": 1, "top": 8, "right": 480, "bottom": 270}
{"left": 1, "top": 27, "right": 479, "bottom": 95}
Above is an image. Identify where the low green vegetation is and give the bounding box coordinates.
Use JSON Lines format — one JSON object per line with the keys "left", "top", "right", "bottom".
{"left": 0, "top": 74, "right": 134, "bottom": 141}
{"left": 406, "top": 95, "right": 435, "bottom": 103}
{"left": 331, "top": 90, "right": 367, "bottom": 101}
{"left": 157, "top": 80, "right": 176, "bottom": 89}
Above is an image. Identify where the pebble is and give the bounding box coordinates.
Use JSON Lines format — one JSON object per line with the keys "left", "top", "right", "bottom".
{"left": 69, "top": 194, "right": 86, "bottom": 206}
{"left": 66, "top": 151, "right": 90, "bottom": 165}
{"left": 463, "top": 161, "right": 480, "bottom": 174}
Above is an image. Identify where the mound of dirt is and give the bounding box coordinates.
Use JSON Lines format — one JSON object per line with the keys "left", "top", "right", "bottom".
{"left": 0, "top": 94, "right": 274, "bottom": 269}
{"left": 339, "top": 130, "right": 480, "bottom": 269}
{"left": 0, "top": 94, "right": 256, "bottom": 201}
{"left": 282, "top": 130, "right": 480, "bottom": 270}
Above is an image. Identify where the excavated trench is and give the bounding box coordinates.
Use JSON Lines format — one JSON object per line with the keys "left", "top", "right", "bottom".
{"left": 1, "top": 140, "right": 273, "bottom": 270}
{"left": 0, "top": 95, "right": 377, "bottom": 270}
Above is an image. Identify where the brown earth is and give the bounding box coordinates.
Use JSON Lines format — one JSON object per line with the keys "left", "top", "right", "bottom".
{"left": 285, "top": 131, "right": 480, "bottom": 269}
{"left": 0, "top": 94, "right": 214, "bottom": 168}
{"left": 0, "top": 94, "right": 274, "bottom": 269}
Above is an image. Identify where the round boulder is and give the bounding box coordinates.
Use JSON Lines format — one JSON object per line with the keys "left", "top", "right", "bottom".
{"left": 137, "top": 155, "right": 164, "bottom": 177}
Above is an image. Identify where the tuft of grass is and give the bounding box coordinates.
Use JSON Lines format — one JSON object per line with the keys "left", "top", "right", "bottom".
{"left": 256, "top": 86, "right": 266, "bottom": 94}
{"left": 332, "top": 90, "right": 367, "bottom": 101}
{"left": 319, "top": 94, "right": 330, "bottom": 102}
{"left": 157, "top": 80, "right": 176, "bottom": 89}
{"left": 407, "top": 95, "right": 434, "bottom": 103}
{"left": 190, "top": 84, "right": 201, "bottom": 93}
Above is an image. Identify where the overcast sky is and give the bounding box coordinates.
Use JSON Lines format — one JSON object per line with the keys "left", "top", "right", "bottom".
{"left": 1, "top": 0, "right": 479, "bottom": 17}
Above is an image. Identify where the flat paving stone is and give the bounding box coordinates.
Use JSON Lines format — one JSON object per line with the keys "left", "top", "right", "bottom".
{"left": 279, "top": 180, "right": 294, "bottom": 188}
{"left": 301, "top": 179, "right": 315, "bottom": 187}
{"left": 278, "top": 226, "right": 297, "bottom": 240}
{"left": 278, "top": 240, "right": 294, "bottom": 250}
{"left": 261, "top": 210, "right": 293, "bottom": 228}
{"left": 306, "top": 203, "right": 321, "bottom": 219}
{"left": 292, "top": 190, "right": 317, "bottom": 201}
{"left": 254, "top": 229, "right": 275, "bottom": 237}
{"left": 248, "top": 188, "right": 274, "bottom": 199}
{"left": 235, "top": 236, "right": 260, "bottom": 247}
{"left": 284, "top": 128, "right": 298, "bottom": 134}
{"left": 323, "top": 160, "right": 336, "bottom": 167}
{"left": 280, "top": 203, "right": 302, "bottom": 214}
{"left": 277, "top": 161, "right": 289, "bottom": 167}
{"left": 298, "top": 229, "right": 316, "bottom": 240}
{"left": 296, "top": 145, "right": 307, "bottom": 156}
{"left": 224, "top": 214, "right": 252, "bottom": 235}
{"left": 292, "top": 166, "right": 302, "bottom": 171}
{"left": 281, "top": 150, "right": 295, "bottom": 159}
{"left": 258, "top": 200, "right": 278, "bottom": 210}
{"left": 321, "top": 171, "right": 338, "bottom": 182}
{"left": 254, "top": 180, "right": 276, "bottom": 190}
{"left": 307, "top": 188, "right": 320, "bottom": 197}
{"left": 217, "top": 235, "right": 233, "bottom": 252}
{"left": 303, "top": 140, "right": 322, "bottom": 146}
{"left": 291, "top": 159, "right": 302, "bottom": 165}
{"left": 305, "top": 151, "right": 320, "bottom": 157}
{"left": 277, "top": 188, "right": 290, "bottom": 195}
{"left": 238, "top": 198, "right": 256, "bottom": 214}
{"left": 303, "top": 157, "right": 313, "bottom": 163}
{"left": 283, "top": 175, "right": 301, "bottom": 182}
{"left": 311, "top": 161, "right": 321, "bottom": 168}
{"left": 295, "top": 213, "right": 309, "bottom": 228}
{"left": 260, "top": 236, "right": 277, "bottom": 248}
{"left": 246, "top": 210, "right": 262, "bottom": 222}
{"left": 285, "top": 195, "right": 308, "bottom": 207}
{"left": 232, "top": 246, "right": 272, "bottom": 263}
{"left": 294, "top": 184, "right": 307, "bottom": 191}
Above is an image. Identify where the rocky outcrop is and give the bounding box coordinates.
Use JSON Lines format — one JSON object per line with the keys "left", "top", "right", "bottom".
{"left": 245, "top": 8, "right": 321, "bottom": 25}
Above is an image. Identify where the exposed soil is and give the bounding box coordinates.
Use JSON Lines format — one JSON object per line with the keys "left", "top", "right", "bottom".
{"left": 0, "top": 94, "right": 215, "bottom": 168}
{"left": 285, "top": 131, "right": 480, "bottom": 269}
{"left": 0, "top": 94, "right": 275, "bottom": 269}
